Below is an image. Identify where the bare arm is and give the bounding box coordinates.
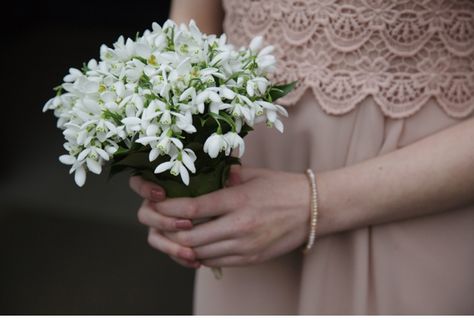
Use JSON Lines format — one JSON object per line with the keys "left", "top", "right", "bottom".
{"left": 318, "top": 117, "right": 474, "bottom": 236}
{"left": 169, "top": 0, "right": 224, "bottom": 34}
{"left": 130, "top": 117, "right": 474, "bottom": 267}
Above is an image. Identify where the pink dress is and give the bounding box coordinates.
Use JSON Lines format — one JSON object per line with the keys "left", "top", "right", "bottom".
{"left": 193, "top": 0, "right": 474, "bottom": 314}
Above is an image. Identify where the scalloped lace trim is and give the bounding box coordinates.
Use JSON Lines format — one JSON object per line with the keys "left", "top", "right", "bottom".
{"left": 223, "top": 0, "right": 474, "bottom": 118}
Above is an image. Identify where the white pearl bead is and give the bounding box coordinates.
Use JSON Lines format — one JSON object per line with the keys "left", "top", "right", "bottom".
{"left": 303, "top": 168, "right": 319, "bottom": 254}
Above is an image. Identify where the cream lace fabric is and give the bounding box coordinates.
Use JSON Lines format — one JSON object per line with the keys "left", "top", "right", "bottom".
{"left": 223, "top": 0, "right": 474, "bottom": 118}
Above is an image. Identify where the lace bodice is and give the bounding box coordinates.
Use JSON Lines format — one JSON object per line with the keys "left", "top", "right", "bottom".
{"left": 223, "top": 0, "right": 474, "bottom": 118}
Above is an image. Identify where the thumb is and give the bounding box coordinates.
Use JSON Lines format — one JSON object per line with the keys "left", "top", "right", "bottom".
{"left": 225, "top": 165, "right": 242, "bottom": 187}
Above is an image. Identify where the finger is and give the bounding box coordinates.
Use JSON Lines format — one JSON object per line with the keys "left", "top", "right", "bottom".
{"left": 138, "top": 200, "right": 193, "bottom": 231}
{"left": 154, "top": 186, "right": 246, "bottom": 220}
{"left": 239, "top": 167, "right": 262, "bottom": 182}
{"left": 147, "top": 228, "right": 196, "bottom": 261}
{"left": 169, "top": 255, "right": 201, "bottom": 269}
{"left": 201, "top": 255, "right": 251, "bottom": 268}
{"left": 163, "top": 216, "right": 236, "bottom": 247}
{"left": 225, "top": 165, "right": 242, "bottom": 187}
{"left": 193, "top": 239, "right": 242, "bottom": 260}
{"left": 129, "top": 175, "right": 166, "bottom": 201}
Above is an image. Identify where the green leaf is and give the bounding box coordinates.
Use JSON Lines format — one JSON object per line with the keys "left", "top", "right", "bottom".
{"left": 224, "top": 70, "right": 247, "bottom": 83}
{"left": 102, "top": 109, "right": 123, "bottom": 124}
{"left": 81, "top": 62, "right": 89, "bottom": 73}
{"left": 210, "top": 112, "right": 236, "bottom": 132}
{"left": 239, "top": 123, "right": 254, "bottom": 138}
{"left": 138, "top": 73, "right": 152, "bottom": 89}
{"left": 269, "top": 81, "right": 297, "bottom": 101}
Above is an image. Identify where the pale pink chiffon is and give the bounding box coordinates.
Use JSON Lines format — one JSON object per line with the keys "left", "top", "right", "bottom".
{"left": 193, "top": 92, "right": 474, "bottom": 314}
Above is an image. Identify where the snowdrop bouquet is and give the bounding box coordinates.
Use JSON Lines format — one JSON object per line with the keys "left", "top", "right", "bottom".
{"left": 43, "top": 20, "right": 294, "bottom": 197}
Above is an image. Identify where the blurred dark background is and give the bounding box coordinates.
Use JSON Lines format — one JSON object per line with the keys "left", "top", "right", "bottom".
{"left": 0, "top": 0, "right": 197, "bottom": 314}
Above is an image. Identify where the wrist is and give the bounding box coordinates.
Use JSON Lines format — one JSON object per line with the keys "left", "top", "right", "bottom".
{"left": 312, "top": 169, "right": 348, "bottom": 237}
{"left": 289, "top": 172, "right": 313, "bottom": 248}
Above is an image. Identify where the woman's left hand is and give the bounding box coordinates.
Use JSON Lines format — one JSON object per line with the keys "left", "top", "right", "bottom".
{"left": 144, "top": 167, "right": 312, "bottom": 268}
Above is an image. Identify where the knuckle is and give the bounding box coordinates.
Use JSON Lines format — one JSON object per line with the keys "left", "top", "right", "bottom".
{"left": 184, "top": 201, "right": 198, "bottom": 219}
{"left": 176, "top": 247, "right": 189, "bottom": 258}
{"left": 240, "top": 235, "right": 263, "bottom": 254}
{"left": 138, "top": 183, "right": 149, "bottom": 199}
{"left": 137, "top": 206, "right": 148, "bottom": 225}
{"left": 234, "top": 190, "right": 249, "bottom": 207}
{"left": 239, "top": 215, "right": 257, "bottom": 234}
{"left": 176, "top": 231, "right": 193, "bottom": 246}
{"left": 164, "top": 231, "right": 177, "bottom": 242}
{"left": 246, "top": 253, "right": 260, "bottom": 264}
{"left": 238, "top": 239, "right": 253, "bottom": 254}
{"left": 163, "top": 218, "right": 176, "bottom": 231}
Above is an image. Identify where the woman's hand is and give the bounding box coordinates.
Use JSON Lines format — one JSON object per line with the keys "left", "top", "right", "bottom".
{"left": 134, "top": 167, "right": 312, "bottom": 268}
{"left": 129, "top": 176, "right": 201, "bottom": 269}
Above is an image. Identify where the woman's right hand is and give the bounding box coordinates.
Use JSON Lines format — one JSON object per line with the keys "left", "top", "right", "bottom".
{"left": 129, "top": 176, "right": 201, "bottom": 269}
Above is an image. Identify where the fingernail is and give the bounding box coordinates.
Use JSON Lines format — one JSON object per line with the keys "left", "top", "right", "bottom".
{"left": 150, "top": 189, "right": 164, "bottom": 201}
{"left": 180, "top": 249, "right": 195, "bottom": 260}
{"left": 175, "top": 219, "right": 193, "bottom": 230}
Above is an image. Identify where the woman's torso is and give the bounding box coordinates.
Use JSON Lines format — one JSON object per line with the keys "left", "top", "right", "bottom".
{"left": 193, "top": 0, "right": 474, "bottom": 314}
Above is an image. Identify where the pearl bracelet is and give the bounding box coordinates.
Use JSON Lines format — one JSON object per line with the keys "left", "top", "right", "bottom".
{"left": 303, "top": 168, "right": 319, "bottom": 254}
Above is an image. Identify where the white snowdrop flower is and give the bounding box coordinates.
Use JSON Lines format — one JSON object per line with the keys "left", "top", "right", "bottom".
{"left": 154, "top": 156, "right": 178, "bottom": 175}
{"left": 59, "top": 154, "right": 87, "bottom": 188}
{"left": 210, "top": 50, "right": 231, "bottom": 67}
{"left": 113, "top": 36, "right": 136, "bottom": 61}
{"left": 219, "top": 86, "right": 236, "bottom": 100}
{"left": 136, "top": 129, "right": 183, "bottom": 155}
{"left": 249, "top": 36, "right": 263, "bottom": 52}
{"left": 160, "top": 109, "right": 172, "bottom": 125}
{"left": 153, "top": 147, "right": 195, "bottom": 186}
{"left": 256, "top": 45, "right": 277, "bottom": 73}
{"left": 180, "top": 148, "right": 197, "bottom": 173}
{"left": 265, "top": 110, "right": 284, "bottom": 133}
{"left": 124, "top": 59, "right": 146, "bottom": 82}
{"left": 204, "top": 133, "right": 228, "bottom": 158}
{"left": 57, "top": 145, "right": 109, "bottom": 185}
{"left": 77, "top": 145, "right": 110, "bottom": 163}
{"left": 71, "top": 162, "right": 87, "bottom": 187}
{"left": 257, "top": 54, "right": 276, "bottom": 73}
{"left": 165, "top": 147, "right": 197, "bottom": 186}
{"left": 135, "top": 42, "right": 153, "bottom": 60}
{"left": 87, "top": 59, "right": 98, "bottom": 71}
{"left": 100, "top": 45, "right": 119, "bottom": 63}
{"left": 121, "top": 117, "right": 142, "bottom": 133}
{"left": 114, "top": 81, "right": 126, "bottom": 98}
{"left": 42, "top": 96, "right": 61, "bottom": 112}
{"left": 230, "top": 102, "right": 252, "bottom": 123}
{"left": 179, "top": 87, "right": 196, "bottom": 102}
{"left": 179, "top": 87, "right": 206, "bottom": 114}
{"left": 62, "top": 76, "right": 99, "bottom": 95}
{"left": 255, "top": 100, "right": 289, "bottom": 117}
{"left": 224, "top": 131, "right": 245, "bottom": 157}
{"left": 63, "top": 68, "right": 83, "bottom": 83}
{"left": 175, "top": 31, "right": 203, "bottom": 62}
{"left": 236, "top": 94, "right": 257, "bottom": 112}
{"left": 175, "top": 111, "right": 196, "bottom": 133}
{"left": 246, "top": 80, "right": 255, "bottom": 97}
{"left": 170, "top": 160, "right": 189, "bottom": 185}
{"left": 209, "top": 102, "right": 231, "bottom": 114}
{"left": 200, "top": 67, "right": 225, "bottom": 80}
{"left": 252, "top": 77, "right": 269, "bottom": 95}
{"left": 197, "top": 88, "right": 221, "bottom": 105}
{"left": 254, "top": 100, "right": 288, "bottom": 133}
